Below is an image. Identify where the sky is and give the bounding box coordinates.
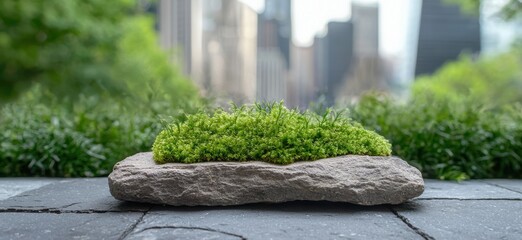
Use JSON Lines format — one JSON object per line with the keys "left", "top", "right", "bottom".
{"left": 239, "top": 0, "right": 413, "bottom": 56}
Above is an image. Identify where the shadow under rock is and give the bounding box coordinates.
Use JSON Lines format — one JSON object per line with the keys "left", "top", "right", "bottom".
{"left": 147, "top": 200, "right": 401, "bottom": 214}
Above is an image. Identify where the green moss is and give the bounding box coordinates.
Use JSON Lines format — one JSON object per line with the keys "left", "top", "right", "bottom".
{"left": 152, "top": 103, "right": 391, "bottom": 164}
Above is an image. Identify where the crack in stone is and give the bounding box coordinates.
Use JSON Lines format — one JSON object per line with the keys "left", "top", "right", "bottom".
{"left": 390, "top": 207, "right": 435, "bottom": 240}
{"left": 133, "top": 226, "right": 247, "bottom": 240}
{"left": 0, "top": 208, "right": 148, "bottom": 214}
{"left": 118, "top": 208, "right": 150, "bottom": 240}
{"left": 415, "top": 198, "right": 522, "bottom": 201}
{"left": 480, "top": 181, "right": 522, "bottom": 195}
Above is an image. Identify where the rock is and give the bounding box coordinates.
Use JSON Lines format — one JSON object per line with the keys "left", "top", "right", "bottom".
{"left": 108, "top": 152, "right": 424, "bottom": 206}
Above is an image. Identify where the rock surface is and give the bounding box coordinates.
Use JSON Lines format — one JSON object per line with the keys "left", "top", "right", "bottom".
{"left": 108, "top": 152, "right": 424, "bottom": 206}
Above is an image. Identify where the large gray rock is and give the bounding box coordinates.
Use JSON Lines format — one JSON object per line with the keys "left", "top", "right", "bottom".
{"left": 108, "top": 152, "right": 424, "bottom": 206}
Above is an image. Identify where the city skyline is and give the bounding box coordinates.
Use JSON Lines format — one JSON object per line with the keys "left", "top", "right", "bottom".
{"left": 155, "top": 0, "right": 516, "bottom": 107}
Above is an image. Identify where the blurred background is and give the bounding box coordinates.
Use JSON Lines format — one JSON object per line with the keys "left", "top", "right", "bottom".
{"left": 1, "top": 0, "right": 521, "bottom": 180}
{"left": 149, "top": 0, "right": 520, "bottom": 107}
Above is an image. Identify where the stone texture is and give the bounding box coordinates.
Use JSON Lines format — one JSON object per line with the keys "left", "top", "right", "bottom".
{"left": 124, "top": 202, "right": 421, "bottom": 240}
{"left": 394, "top": 200, "right": 522, "bottom": 239}
{"left": 420, "top": 180, "right": 522, "bottom": 200}
{"left": 0, "top": 178, "right": 149, "bottom": 212}
{"left": 482, "top": 179, "right": 522, "bottom": 195}
{"left": 108, "top": 152, "right": 424, "bottom": 206}
{"left": 0, "top": 212, "right": 143, "bottom": 240}
{"left": 0, "top": 178, "right": 59, "bottom": 200}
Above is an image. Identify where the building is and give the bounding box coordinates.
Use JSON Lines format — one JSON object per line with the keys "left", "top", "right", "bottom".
{"left": 202, "top": 0, "right": 258, "bottom": 103}
{"left": 256, "top": 49, "right": 287, "bottom": 102}
{"left": 256, "top": 0, "right": 292, "bottom": 103}
{"left": 312, "top": 36, "right": 328, "bottom": 99}
{"left": 289, "top": 44, "right": 315, "bottom": 109}
{"left": 338, "top": 2, "right": 384, "bottom": 101}
{"left": 415, "top": 0, "right": 481, "bottom": 76}
{"left": 259, "top": 0, "right": 292, "bottom": 68}
{"left": 312, "top": 21, "right": 354, "bottom": 105}
{"left": 158, "top": 0, "right": 203, "bottom": 86}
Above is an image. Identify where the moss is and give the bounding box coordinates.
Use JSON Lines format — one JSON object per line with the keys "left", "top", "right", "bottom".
{"left": 152, "top": 103, "right": 392, "bottom": 164}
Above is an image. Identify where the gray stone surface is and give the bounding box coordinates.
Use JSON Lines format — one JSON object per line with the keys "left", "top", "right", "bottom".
{"left": 0, "top": 178, "right": 59, "bottom": 200}
{"left": 394, "top": 200, "right": 522, "bottom": 240}
{"left": 0, "top": 212, "right": 143, "bottom": 240}
{"left": 125, "top": 202, "right": 420, "bottom": 240}
{"left": 482, "top": 179, "right": 522, "bottom": 194}
{"left": 0, "top": 178, "right": 149, "bottom": 212}
{"left": 109, "top": 152, "right": 424, "bottom": 206}
{"left": 0, "top": 178, "right": 521, "bottom": 239}
{"left": 420, "top": 179, "right": 522, "bottom": 199}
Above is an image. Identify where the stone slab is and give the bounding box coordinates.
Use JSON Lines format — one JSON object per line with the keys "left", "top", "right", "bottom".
{"left": 419, "top": 180, "right": 522, "bottom": 199}
{"left": 481, "top": 179, "right": 522, "bottom": 194}
{"left": 125, "top": 201, "right": 421, "bottom": 240}
{"left": 0, "top": 178, "right": 59, "bottom": 200}
{"left": 0, "top": 212, "right": 143, "bottom": 240}
{"left": 109, "top": 152, "right": 424, "bottom": 206}
{"left": 394, "top": 200, "right": 522, "bottom": 240}
{"left": 0, "top": 178, "right": 149, "bottom": 212}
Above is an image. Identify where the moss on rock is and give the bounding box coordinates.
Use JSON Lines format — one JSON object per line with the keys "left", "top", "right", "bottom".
{"left": 152, "top": 103, "right": 392, "bottom": 164}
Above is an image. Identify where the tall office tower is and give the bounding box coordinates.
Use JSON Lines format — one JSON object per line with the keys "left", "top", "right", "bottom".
{"left": 256, "top": 0, "right": 292, "bottom": 103}
{"left": 312, "top": 21, "right": 354, "bottom": 105}
{"left": 202, "top": 0, "right": 258, "bottom": 103}
{"left": 259, "top": 0, "right": 292, "bottom": 68}
{"left": 415, "top": 0, "right": 481, "bottom": 76}
{"left": 338, "top": 2, "right": 384, "bottom": 101}
{"left": 289, "top": 44, "right": 315, "bottom": 109}
{"left": 313, "top": 36, "right": 328, "bottom": 99}
{"left": 256, "top": 49, "right": 288, "bottom": 102}
{"left": 158, "top": 0, "right": 203, "bottom": 86}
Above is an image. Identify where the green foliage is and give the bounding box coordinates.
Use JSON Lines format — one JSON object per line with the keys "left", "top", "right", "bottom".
{"left": 445, "top": 0, "right": 522, "bottom": 20}
{"left": 350, "top": 94, "right": 522, "bottom": 180}
{"left": 444, "top": 0, "right": 480, "bottom": 15}
{"left": 0, "top": 103, "right": 109, "bottom": 177}
{"left": 0, "top": 94, "right": 196, "bottom": 177}
{"left": 0, "top": 0, "right": 199, "bottom": 106}
{"left": 412, "top": 53, "right": 522, "bottom": 108}
{"left": 0, "top": 0, "right": 203, "bottom": 177}
{"left": 108, "top": 16, "right": 199, "bottom": 108}
{"left": 0, "top": 0, "right": 132, "bottom": 101}
{"left": 153, "top": 103, "right": 392, "bottom": 164}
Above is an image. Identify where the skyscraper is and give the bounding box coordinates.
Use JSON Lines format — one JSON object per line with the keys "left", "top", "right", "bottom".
{"left": 260, "top": 0, "right": 292, "bottom": 68}
{"left": 202, "top": 0, "right": 258, "bottom": 103}
{"left": 290, "top": 44, "right": 315, "bottom": 109}
{"left": 415, "top": 0, "right": 481, "bottom": 76}
{"left": 312, "top": 20, "right": 354, "bottom": 105}
{"left": 337, "top": 2, "right": 384, "bottom": 101}
{"left": 256, "top": 49, "right": 287, "bottom": 102}
{"left": 158, "top": 0, "right": 203, "bottom": 86}
{"left": 256, "top": 0, "right": 292, "bottom": 103}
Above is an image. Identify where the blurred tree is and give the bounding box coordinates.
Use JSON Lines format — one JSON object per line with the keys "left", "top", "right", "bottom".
{"left": 412, "top": 48, "right": 522, "bottom": 108}
{"left": 445, "top": 0, "right": 522, "bottom": 20}
{"left": 0, "top": 0, "right": 198, "bottom": 106}
{"left": 0, "top": 0, "right": 134, "bottom": 101}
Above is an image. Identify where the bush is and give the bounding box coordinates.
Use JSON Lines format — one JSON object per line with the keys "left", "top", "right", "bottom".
{"left": 153, "top": 103, "right": 391, "bottom": 164}
{"left": 0, "top": 95, "right": 196, "bottom": 177}
{"left": 0, "top": 1, "right": 203, "bottom": 177}
{"left": 350, "top": 94, "right": 522, "bottom": 180}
